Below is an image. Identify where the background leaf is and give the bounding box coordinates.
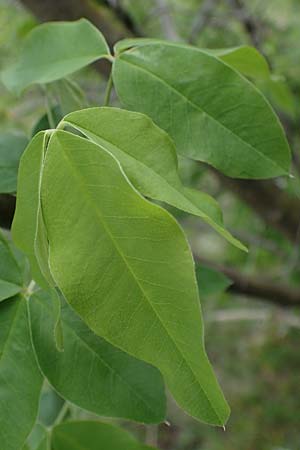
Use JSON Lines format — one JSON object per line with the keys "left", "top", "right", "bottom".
{"left": 0, "top": 132, "right": 28, "bottom": 193}
{"left": 0, "top": 296, "right": 43, "bottom": 450}
{"left": 1, "top": 19, "right": 110, "bottom": 94}
{"left": 41, "top": 130, "right": 229, "bottom": 425}
{"left": 52, "top": 421, "right": 155, "bottom": 450}
{"left": 113, "top": 41, "right": 290, "bottom": 179}
{"left": 29, "top": 290, "right": 166, "bottom": 424}
{"left": 196, "top": 264, "right": 232, "bottom": 297}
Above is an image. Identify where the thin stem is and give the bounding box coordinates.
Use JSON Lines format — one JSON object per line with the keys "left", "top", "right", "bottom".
{"left": 145, "top": 425, "right": 159, "bottom": 447}
{"left": 53, "top": 402, "right": 69, "bottom": 426}
{"left": 103, "top": 73, "right": 113, "bottom": 106}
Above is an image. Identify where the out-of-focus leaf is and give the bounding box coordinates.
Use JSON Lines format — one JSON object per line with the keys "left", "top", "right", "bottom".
{"left": 31, "top": 106, "right": 63, "bottom": 137}
{"left": 1, "top": 19, "right": 110, "bottom": 94}
{"left": 52, "top": 421, "right": 156, "bottom": 450}
{"left": 0, "top": 296, "right": 43, "bottom": 450}
{"left": 0, "top": 132, "right": 28, "bottom": 193}
{"left": 196, "top": 264, "right": 232, "bottom": 297}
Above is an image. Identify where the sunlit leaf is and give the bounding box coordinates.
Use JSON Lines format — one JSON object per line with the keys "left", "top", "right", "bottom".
{"left": 62, "top": 107, "right": 246, "bottom": 251}
{"left": 41, "top": 130, "right": 229, "bottom": 425}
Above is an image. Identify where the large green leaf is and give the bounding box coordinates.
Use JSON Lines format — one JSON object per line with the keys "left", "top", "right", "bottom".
{"left": 41, "top": 130, "right": 229, "bottom": 425}
{"left": 12, "top": 132, "right": 51, "bottom": 287}
{"left": 29, "top": 290, "right": 166, "bottom": 423}
{"left": 0, "top": 132, "right": 28, "bottom": 193}
{"left": 62, "top": 107, "right": 246, "bottom": 251}
{"left": 0, "top": 296, "right": 43, "bottom": 450}
{"left": 112, "top": 40, "right": 291, "bottom": 179}
{"left": 52, "top": 421, "right": 155, "bottom": 450}
{"left": 1, "top": 19, "right": 110, "bottom": 94}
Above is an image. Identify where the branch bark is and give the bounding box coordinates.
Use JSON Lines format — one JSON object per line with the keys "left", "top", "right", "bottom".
{"left": 196, "top": 256, "right": 300, "bottom": 308}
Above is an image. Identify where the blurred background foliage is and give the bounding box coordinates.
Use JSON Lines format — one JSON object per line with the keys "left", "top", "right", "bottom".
{"left": 1, "top": 0, "right": 300, "bottom": 449}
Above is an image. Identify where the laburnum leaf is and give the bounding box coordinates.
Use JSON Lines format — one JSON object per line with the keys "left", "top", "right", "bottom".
{"left": 12, "top": 132, "right": 52, "bottom": 288}
{"left": 0, "top": 230, "right": 24, "bottom": 301}
{"left": 112, "top": 40, "right": 291, "bottom": 179}
{"left": 0, "top": 132, "right": 28, "bottom": 193}
{"left": 29, "top": 290, "right": 166, "bottom": 423}
{"left": 40, "top": 130, "right": 229, "bottom": 425}
{"left": 1, "top": 19, "right": 110, "bottom": 94}
{"left": 62, "top": 107, "right": 246, "bottom": 251}
{"left": 51, "top": 421, "right": 156, "bottom": 450}
{"left": 0, "top": 296, "right": 43, "bottom": 450}
{"left": 206, "top": 46, "right": 270, "bottom": 80}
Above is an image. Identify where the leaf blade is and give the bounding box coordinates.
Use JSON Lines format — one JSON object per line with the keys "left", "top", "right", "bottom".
{"left": 41, "top": 130, "right": 229, "bottom": 425}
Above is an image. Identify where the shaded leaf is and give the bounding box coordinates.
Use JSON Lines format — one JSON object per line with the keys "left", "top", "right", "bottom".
{"left": 41, "top": 130, "right": 229, "bottom": 425}
{"left": 2, "top": 19, "right": 110, "bottom": 94}
{"left": 52, "top": 421, "right": 156, "bottom": 450}
{"left": 0, "top": 132, "right": 28, "bottom": 193}
{"left": 31, "top": 106, "right": 63, "bottom": 137}
{"left": 62, "top": 107, "right": 246, "bottom": 251}
{"left": 113, "top": 40, "right": 290, "bottom": 179}
{"left": 0, "top": 296, "right": 43, "bottom": 450}
{"left": 196, "top": 264, "right": 232, "bottom": 297}
{"left": 12, "top": 132, "right": 52, "bottom": 287}
{"left": 29, "top": 290, "right": 166, "bottom": 423}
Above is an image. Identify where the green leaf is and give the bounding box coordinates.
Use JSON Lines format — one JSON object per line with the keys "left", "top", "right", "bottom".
{"left": 206, "top": 46, "right": 270, "bottom": 80}
{"left": 0, "top": 296, "right": 43, "bottom": 450}
{"left": 41, "top": 130, "right": 229, "bottom": 425}
{"left": 29, "top": 290, "right": 166, "bottom": 423}
{"left": 0, "top": 279, "right": 22, "bottom": 302}
{"left": 62, "top": 107, "right": 246, "bottom": 251}
{"left": 1, "top": 19, "right": 110, "bottom": 94}
{"left": 52, "top": 421, "right": 156, "bottom": 450}
{"left": 113, "top": 40, "right": 291, "bottom": 179}
{"left": 196, "top": 264, "right": 232, "bottom": 297}
{"left": 0, "top": 132, "right": 28, "bottom": 193}
{"left": 12, "top": 132, "right": 52, "bottom": 287}
{"left": 261, "top": 76, "right": 296, "bottom": 119}
{"left": 0, "top": 230, "right": 25, "bottom": 302}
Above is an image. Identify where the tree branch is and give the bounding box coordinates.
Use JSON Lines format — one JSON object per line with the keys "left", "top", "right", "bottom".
{"left": 196, "top": 256, "right": 300, "bottom": 308}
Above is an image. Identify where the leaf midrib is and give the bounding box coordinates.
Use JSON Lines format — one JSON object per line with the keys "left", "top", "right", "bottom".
{"left": 47, "top": 136, "right": 221, "bottom": 424}
{"left": 118, "top": 55, "right": 287, "bottom": 175}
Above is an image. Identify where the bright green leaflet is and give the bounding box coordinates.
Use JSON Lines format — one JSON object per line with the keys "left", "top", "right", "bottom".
{"left": 0, "top": 231, "right": 24, "bottom": 301}
{"left": 29, "top": 290, "right": 166, "bottom": 423}
{"left": 1, "top": 19, "right": 110, "bottom": 94}
{"left": 205, "top": 46, "right": 270, "bottom": 80}
{"left": 196, "top": 265, "right": 232, "bottom": 297}
{"left": 52, "top": 421, "right": 155, "bottom": 450}
{"left": 112, "top": 40, "right": 291, "bottom": 179}
{"left": 0, "top": 296, "right": 43, "bottom": 450}
{"left": 62, "top": 107, "right": 246, "bottom": 251}
{"left": 12, "top": 132, "right": 51, "bottom": 287}
{"left": 41, "top": 130, "right": 229, "bottom": 425}
{"left": 0, "top": 132, "right": 28, "bottom": 193}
